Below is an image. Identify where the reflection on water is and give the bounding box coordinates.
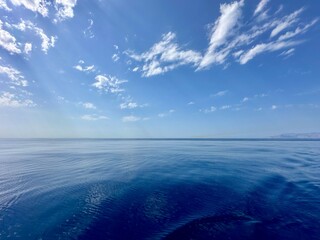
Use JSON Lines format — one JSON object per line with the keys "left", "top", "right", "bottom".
{"left": 0, "top": 139, "right": 320, "bottom": 239}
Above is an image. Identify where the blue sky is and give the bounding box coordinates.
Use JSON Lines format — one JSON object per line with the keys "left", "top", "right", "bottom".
{"left": 0, "top": 0, "right": 319, "bottom": 138}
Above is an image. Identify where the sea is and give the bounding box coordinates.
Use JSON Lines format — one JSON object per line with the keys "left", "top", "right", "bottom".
{"left": 0, "top": 139, "right": 320, "bottom": 239}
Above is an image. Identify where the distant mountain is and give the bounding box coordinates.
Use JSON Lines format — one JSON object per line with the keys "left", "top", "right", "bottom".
{"left": 272, "top": 132, "right": 320, "bottom": 139}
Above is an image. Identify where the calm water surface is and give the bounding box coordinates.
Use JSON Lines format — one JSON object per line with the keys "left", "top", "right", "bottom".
{"left": 0, "top": 139, "right": 320, "bottom": 239}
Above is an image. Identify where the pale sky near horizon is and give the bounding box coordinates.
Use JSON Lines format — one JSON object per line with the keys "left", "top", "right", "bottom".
{"left": 0, "top": 0, "right": 319, "bottom": 138}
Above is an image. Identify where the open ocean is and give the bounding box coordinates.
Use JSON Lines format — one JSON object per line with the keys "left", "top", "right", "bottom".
{"left": 0, "top": 139, "right": 320, "bottom": 239}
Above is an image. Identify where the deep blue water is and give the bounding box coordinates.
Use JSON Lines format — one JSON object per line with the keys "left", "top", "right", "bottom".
{"left": 0, "top": 139, "right": 320, "bottom": 239}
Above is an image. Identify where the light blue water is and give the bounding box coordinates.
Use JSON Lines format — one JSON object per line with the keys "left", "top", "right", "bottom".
{"left": 0, "top": 139, "right": 320, "bottom": 239}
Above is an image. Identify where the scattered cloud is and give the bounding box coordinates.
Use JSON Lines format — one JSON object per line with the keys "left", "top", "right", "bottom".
{"left": 5, "top": 19, "right": 57, "bottom": 54}
{"left": 0, "top": 63, "right": 28, "bottom": 86}
{"left": 127, "top": 1, "right": 317, "bottom": 75}
{"left": 74, "top": 60, "right": 95, "bottom": 73}
{"left": 112, "top": 53, "right": 120, "bottom": 62}
{"left": 242, "top": 97, "right": 249, "bottom": 102}
{"left": 0, "top": 20, "right": 21, "bottom": 54}
{"left": 122, "top": 115, "right": 141, "bottom": 122}
{"left": 212, "top": 90, "right": 228, "bottom": 97}
{"left": 0, "top": 91, "right": 35, "bottom": 107}
{"left": 120, "top": 101, "right": 138, "bottom": 109}
{"left": 201, "top": 106, "right": 217, "bottom": 113}
{"left": 81, "top": 114, "right": 108, "bottom": 121}
{"left": 158, "top": 109, "right": 175, "bottom": 117}
{"left": 82, "top": 102, "right": 96, "bottom": 109}
{"left": 188, "top": 101, "right": 195, "bottom": 105}
{"left": 220, "top": 105, "right": 231, "bottom": 110}
{"left": 0, "top": 0, "right": 12, "bottom": 11}
{"left": 132, "top": 67, "right": 139, "bottom": 72}
{"left": 92, "top": 75, "right": 127, "bottom": 94}
{"left": 83, "top": 19, "right": 94, "bottom": 38}
{"left": 125, "top": 32, "right": 202, "bottom": 77}
{"left": 271, "top": 105, "right": 278, "bottom": 110}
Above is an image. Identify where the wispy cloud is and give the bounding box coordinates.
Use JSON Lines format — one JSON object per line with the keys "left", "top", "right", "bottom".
{"left": 81, "top": 114, "right": 108, "bottom": 121}
{"left": 73, "top": 60, "right": 96, "bottom": 73}
{"left": 201, "top": 106, "right": 217, "bottom": 113}
{"left": 220, "top": 105, "right": 231, "bottom": 110}
{"left": 198, "top": 0, "right": 244, "bottom": 69}
{"left": 5, "top": 19, "right": 57, "bottom": 54}
{"left": 242, "top": 97, "right": 249, "bottom": 102}
{"left": 0, "top": 63, "right": 28, "bottom": 86}
{"left": 0, "top": 91, "right": 35, "bottom": 107}
{"left": 126, "top": 32, "right": 202, "bottom": 77}
{"left": 239, "top": 40, "right": 301, "bottom": 64}
{"left": 254, "top": 0, "right": 269, "bottom": 17}
{"left": 82, "top": 102, "right": 96, "bottom": 109}
{"left": 122, "top": 115, "right": 141, "bottom": 122}
{"left": 112, "top": 53, "right": 120, "bottom": 62}
{"left": 83, "top": 19, "right": 94, "bottom": 38}
{"left": 158, "top": 109, "right": 175, "bottom": 118}
{"left": 0, "top": 0, "right": 12, "bottom": 11}
{"left": 211, "top": 90, "right": 228, "bottom": 97}
{"left": 127, "top": 1, "right": 317, "bottom": 75}
{"left": 270, "top": 8, "right": 304, "bottom": 38}
{"left": 92, "top": 75, "right": 127, "bottom": 94}
{"left": 0, "top": 20, "right": 21, "bottom": 54}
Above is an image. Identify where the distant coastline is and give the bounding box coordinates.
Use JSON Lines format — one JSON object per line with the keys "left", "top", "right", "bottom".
{"left": 271, "top": 132, "right": 320, "bottom": 139}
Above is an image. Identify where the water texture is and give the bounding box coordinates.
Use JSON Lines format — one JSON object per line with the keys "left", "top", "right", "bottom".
{"left": 0, "top": 139, "right": 319, "bottom": 239}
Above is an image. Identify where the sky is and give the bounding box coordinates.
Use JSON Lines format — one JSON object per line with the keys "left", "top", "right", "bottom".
{"left": 0, "top": 0, "right": 319, "bottom": 138}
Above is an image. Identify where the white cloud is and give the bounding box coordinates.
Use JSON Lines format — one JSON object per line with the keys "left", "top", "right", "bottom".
{"left": 6, "top": 19, "right": 57, "bottom": 54}
{"left": 220, "top": 105, "right": 231, "bottom": 110}
{"left": 242, "top": 97, "right": 249, "bottom": 102}
{"left": 24, "top": 42, "right": 32, "bottom": 54}
{"left": 202, "top": 106, "right": 217, "bottom": 113}
{"left": 254, "top": 0, "right": 269, "bottom": 16}
{"left": 212, "top": 90, "right": 228, "bottom": 97}
{"left": 198, "top": 0, "right": 244, "bottom": 69}
{"left": 92, "top": 75, "right": 127, "bottom": 94}
{"left": 0, "top": 20, "right": 21, "bottom": 54}
{"left": 82, "top": 102, "right": 96, "bottom": 109}
{"left": 81, "top": 114, "right": 108, "bottom": 121}
{"left": 83, "top": 19, "right": 94, "bottom": 38}
{"left": 270, "top": 8, "right": 304, "bottom": 38}
{"left": 188, "top": 101, "right": 195, "bottom": 105}
{"left": 0, "top": 64, "right": 28, "bottom": 86}
{"left": 126, "top": 2, "right": 316, "bottom": 73}
{"left": 9, "top": 0, "right": 49, "bottom": 17}
{"left": 126, "top": 32, "right": 202, "bottom": 77}
{"left": 278, "top": 18, "right": 318, "bottom": 41}
{"left": 271, "top": 105, "right": 278, "bottom": 110}
{"left": 158, "top": 109, "right": 175, "bottom": 118}
{"left": 55, "top": 0, "right": 78, "bottom": 22}
{"left": 73, "top": 61, "right": 95, "bottom": 73}
{"left": 112, "top": 53, "right": 120, "bottom": 62}
{"left": 0, "top": 92, "right": 35, "bottom": 107}
{"left": 120, "top": 101, "right": 138, "bottom": 109}
{"left": 0, "top": 0, "right": 12, "bottom": 11}
{"left": 239, "top": 40, "right": 301, "bottom": 64}
{"left": 122, "top": 115, "right": 140, "bottom": 122}
{"left": 132, "top": 67, "right": 139, "bottom": 72}
{"left": 280, "top": 48, "right": 295, "bottom": 58}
